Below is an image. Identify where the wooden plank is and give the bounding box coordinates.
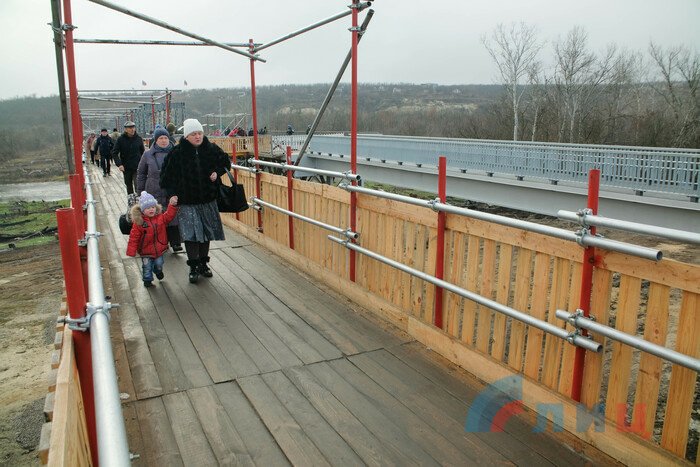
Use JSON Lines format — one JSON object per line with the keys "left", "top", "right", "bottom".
{"left": 357, "top": 192, "right": 437, "bottom": 229}
{"left": 475, "top": 238, "right": 497, "bottom": 354}
{"left": 38, "top": 422, "right": 51, "bottom": 464}
{"left": 491, "top": 243, "right": 513, "bottom": 361}
{"left": 112, "top": 340, "right": 138, "bottom": 402}
{"left": 209, "top": 252, "right": 341, "bottom": 363}
{"left": 541, "top": 257, "right": 572, "bottom": 389}
{"left": 523, "top": 252, "right": 552, "bottom": 380}
{"left": 411, "top": 224, "right": 427, "bottom": 317}
{"left": 507, "top": 248, "right": 533, "bottom": 371}
{"left": 605, "top": 275, "right": 643, "bottom": 421}
{"left": 306, "top": 361, "right": 441, "bottom": 466}
{"left": 597, "top": 252, "right": 700, "bottom": 294}
{"left": 408, "top": 316, "right": 684, "bottom": 467}
{"left": 284, "top": 365, "right": 408, "bottom": 466}
{"left": 401, "top": 220, "right": 417, "bottom": 313}
{"left": 50, "top": 350, "right": 61, "bottom": 370}
{"left": 120, "top": 403, "right": 145, "bottom": 467}
{"left": 187, "top": 386, "right": 254, "bottom": 465}
{"left": 579, "top": 268, "right": 613, "bottom": 407}
{"left": 344, "top": 353, "right": 504, "bottom": 465}
{"left": 632, "top": 282, "right": 670, "bottom": 440}
{"left": 135, "top": 397, "right": 184, "bottom": 467}
{"left": 261, "top": 371, "right": 364, "bottom": 465}
{"left": 230, "top": 246, "right": 406, "bottom": 354}
{"left": 161, "top": 392, "right": 218, "bottom": 466}
{"left": 661, "top": 291, "right": 700, "bottom": 456}
{"left": 165, "top": 274, "right": 264, "bottom": 379}
{"left": 238, "top": 374, "right": 331, "bottom": 466}
{"left": 214, "top": 382, "right": 290, "bottom": 466}
{"left": 423, "top": 226, "right": 438, "bottom": 325}
{"left": 43, "top": 392, "right": 55, "bottom": 422}
{"left": 53, "top": 331, "right": 63, "bottom": 350}
{"left": 557, "top": 262, "right": 582, "bottom": 396}
{"left": 445, "top": 230, "right": 466, "bottom": 338}
{"left": 460, "top": 235, "right": 481, "bottom": 345}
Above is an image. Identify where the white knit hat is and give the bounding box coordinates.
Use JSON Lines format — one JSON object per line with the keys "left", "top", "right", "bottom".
{"left": 183, "top": 118, "right": 204, "bottom": 137}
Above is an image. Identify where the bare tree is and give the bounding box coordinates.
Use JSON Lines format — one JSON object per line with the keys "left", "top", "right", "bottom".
{"left": 553, "top": 26, "right": 616, "bottom": 143}
{"left": 649, "top": 43, "right": 700, "bottom": 147}
{"left": 482, "top": 22, "right": 543, "bottom": 141}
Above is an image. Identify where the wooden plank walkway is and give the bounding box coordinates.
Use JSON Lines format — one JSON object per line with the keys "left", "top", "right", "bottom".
{"left": 91, "top": 165, "right": 619, "bottom": 466}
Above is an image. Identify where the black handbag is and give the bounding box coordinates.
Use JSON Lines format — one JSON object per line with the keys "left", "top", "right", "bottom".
{"left": 217, "top": 167, "right": 249, "bottom": 213}
{"left": 118, "top": 214, "right": 132, "bottom": 234}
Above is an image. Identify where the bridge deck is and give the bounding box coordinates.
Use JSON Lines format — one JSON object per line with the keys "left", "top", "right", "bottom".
{"left": 92, "top": 166, "right": 616, "bottom": 466}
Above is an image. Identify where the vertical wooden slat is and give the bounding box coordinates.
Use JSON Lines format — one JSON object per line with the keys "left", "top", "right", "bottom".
{"left": 490, "top": 244, "right": 513, "bottom": 361}
{"left": 424, "top": 227, "right": 438, "bottom": 325}
{"left": 411, "top": 225, "right": 427, "bottom": 318}
{"left": 541, "top": 258, "right": 572, "bottom": 389}
{"left": 579, "top": 268, "right": 613, "bottom": 406}
{"left": 475, "top": 239, "right": 497, "bottom": 353}
{"left": 523, "top": 252, "right": 552, "bottom": 380}
{"left": 388, "top": 218, "right": 402, "bottom": 305}
{"left": 460, "top": 236, "right": 481, "bottom": 346}
{"left": 401, "top": 222, "right": 416, "bottom": 313}
{"left": 661, "top": 291, "right": 700, "bottom": 457}
{"left": 557, "top": 262, "right": 583, "bottom": 396}
{"left": 605, "top": 275, "right": 643, "bottom": 421}
{"left": 507, "top": 248, "right": 533, "bottom": 371}
{"left": 446, "top": 231, "right": 466, "bottom": 338}
{"left": 632, "top": 282, "right": 671, "bottom": 440}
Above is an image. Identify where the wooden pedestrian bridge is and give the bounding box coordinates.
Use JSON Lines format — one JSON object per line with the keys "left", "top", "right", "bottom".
{"left": 41, "top": 159, "right": 700, "bottom": 466}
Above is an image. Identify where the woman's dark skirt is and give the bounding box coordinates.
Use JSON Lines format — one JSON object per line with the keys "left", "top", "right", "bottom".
{"left": 177, "top": 200, "right": 225, "bottom": 242}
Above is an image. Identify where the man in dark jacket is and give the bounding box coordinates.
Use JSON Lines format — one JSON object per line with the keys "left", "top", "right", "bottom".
{"left": 93, "top": 128, "right": 114, "bottom": 177}
{"left": 112, "top": 121, "right": 145, "bottom": 194}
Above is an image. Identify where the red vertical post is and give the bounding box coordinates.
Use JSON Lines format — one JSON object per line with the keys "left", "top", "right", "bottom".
{"left": 231, "top": 149, "right": 240, "bottom": 221}
{"left": 349, "top": 1, "right": 359, "bottom": 282}
{"left": 56, "top": 208, "right": 97, "bottom": 465}
{"left": 249, "top": 39, "right": 263, "bottom": 232}
{"left": 571, "top": 169, "right": 601, "bottom": 402}
{"left": 61, "top": 0, "right": 84, "bottom": 184}
{"left": 434, "top": 156, "right": 447, "bottom": 329}
{"left": 165, "top": 91, "right": 171, "bottom": 125}
{"left": 151, "top": 96, "right": 156, "bottom": 131}
{"left": 69, "top": 174, "right": 85, "bottom": 235}
{"left": 286, "top": 146, "right": 295, "bottom": 250}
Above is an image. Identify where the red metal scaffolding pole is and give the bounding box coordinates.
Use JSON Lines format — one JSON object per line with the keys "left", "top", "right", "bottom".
{"left": 62, "top": 0, "right": 85, "bottom": 184}
{"left": 349, "top": 2, "right": 359, "bottom": 282}
{"left": 56, "top": 208, "right": 97, "bottom": 465}
{"left": 151, "top": 96, "right": 156, "bottom": 131}
{"left": 249, "top": 38, "right": 263, "bottom": 232}
{"left": 286, "top": 146, "right": 295, "bottom": 250}
{"left": 571, "top": 169, "right": 601, "bottom": 402}
{"left": 434, "top": 156, "right": 447, "bottom": 329}
{"left": 165, "top": 90, "right": 171, "bottom": 124}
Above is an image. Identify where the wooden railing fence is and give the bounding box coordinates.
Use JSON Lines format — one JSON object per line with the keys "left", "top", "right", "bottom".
{"left": 227, "top": 170, "right": 700, "bottom": 464}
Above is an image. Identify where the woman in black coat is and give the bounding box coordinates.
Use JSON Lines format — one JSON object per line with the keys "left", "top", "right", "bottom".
{"left": 160, "top": 119, "right": 231, "bottom": 283}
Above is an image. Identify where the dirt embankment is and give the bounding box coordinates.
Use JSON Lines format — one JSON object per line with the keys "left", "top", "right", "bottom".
{"left": 0, "top": 243, "right": 64, "bottom": 465}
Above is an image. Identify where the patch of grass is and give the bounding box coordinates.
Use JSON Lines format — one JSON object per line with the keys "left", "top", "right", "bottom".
{"left": 0, "top": 199, "right": 69, "bottom": 249}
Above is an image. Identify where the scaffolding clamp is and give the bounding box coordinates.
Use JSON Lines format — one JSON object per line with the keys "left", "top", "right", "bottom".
{"left": 576, "top": 208, "right": 593, "bottom": 227}
{"left": 575, "top": 228, "right": 589, "bottom": 247}
{"left": 57, "top": 301, "right": 117, "bottom": 331}
{"left": 427, "top": 197, "right": 441, "bottom": 212}
{"left": 61, "top": 23, "right": 77, "bottom": 31}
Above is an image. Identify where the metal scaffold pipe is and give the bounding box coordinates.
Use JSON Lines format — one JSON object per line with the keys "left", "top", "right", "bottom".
{"left": 87, "top": 0, "right": 264, "bottom": 62}
{"left": 74, "top": 38, "right": 256, "bottom": 47}
{"left": 558, "top": 209, "right": 700, "bottom": 245}
{"left": 556, "top": 310, "right": 700, "bottom": 372}
{"left": 83, "top": 170, "right": 130, "bottom": 466}
{"left": 252, "top": 197, "right": 359, "bottom": 240}
{"left": 328, "top": 235, "right": 601, "bottom": 353}
{"left": 252, "top": 3, "right": 371, "bottom": 53}
{"left": 251, "top": 159, "right": 361, "bottom": 182}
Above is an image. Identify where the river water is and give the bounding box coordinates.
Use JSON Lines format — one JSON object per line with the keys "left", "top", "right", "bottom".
{"left": 0, "top": 181, "right": 70, "bottom": 202}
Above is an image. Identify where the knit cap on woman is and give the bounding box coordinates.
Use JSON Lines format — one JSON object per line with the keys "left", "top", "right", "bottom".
{"left": 182, "top": 118, "right": 204, "bottom": 137}
{"left": 153, "top": 126, "right": 169, "bottom": 141}
{"left": 139, "top": 191, "right": 158, "bottom": 210}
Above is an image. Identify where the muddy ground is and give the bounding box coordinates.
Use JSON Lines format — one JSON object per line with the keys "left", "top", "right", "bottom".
{"left": 0, "top": 243, "right": 64, "bottom": 465}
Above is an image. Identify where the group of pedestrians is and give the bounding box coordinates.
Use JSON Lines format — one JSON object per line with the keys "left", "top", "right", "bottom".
{"left": 90, "top": 118, "right": 231, "bottom": 287}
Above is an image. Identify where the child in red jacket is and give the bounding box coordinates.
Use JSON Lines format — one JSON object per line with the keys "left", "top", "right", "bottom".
{"left": 126, "top": 191, "right": 178, "bottom": 287}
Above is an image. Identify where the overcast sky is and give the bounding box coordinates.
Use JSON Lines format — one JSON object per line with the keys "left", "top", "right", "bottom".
{"left": 1, "top": 0, "right": 698, "bottom": 100}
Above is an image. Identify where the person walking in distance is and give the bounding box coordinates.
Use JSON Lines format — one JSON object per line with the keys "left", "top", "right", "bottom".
{"left": 93, "top": 128, "right": 114, "bottom": 176}
{"left": 137, "top": 126, "right": 182, "bottom": 252}
{"left": 160, "top": 118, "right": 231, "bottom": 283}
{"left": 112, "top": 121, "right": 145, "bottom": 195}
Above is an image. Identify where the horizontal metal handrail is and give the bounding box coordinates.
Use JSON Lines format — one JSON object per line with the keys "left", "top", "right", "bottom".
{"left": 231, "top": 163, "right": 259, "bottom": 174}
{"left": 251, "top": 197, "right": 359, "bottom": 240}
{"left": 250, "top": 159, "right": 361, "bottom": 182}
{"left": 558, "top": 209, "right": 700, "bottom": 245}
{"left": 556, "top": 310, "right": 700, "bottom": 372}
{"left": 339, "top": 183, "right": 663, "bottom": 261}
{"left": 327, "top": 235, "right": 601, "bottom": 353}
{"left": 83, "top": 168, "right": 130, "bottom": 466}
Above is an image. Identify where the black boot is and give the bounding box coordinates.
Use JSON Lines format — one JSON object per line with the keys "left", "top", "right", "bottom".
{"left": 186, "top": 259, "right": 200, "bottom": 283}
{"left": 198, "top": 256, "right": 213, "bottom": 278}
